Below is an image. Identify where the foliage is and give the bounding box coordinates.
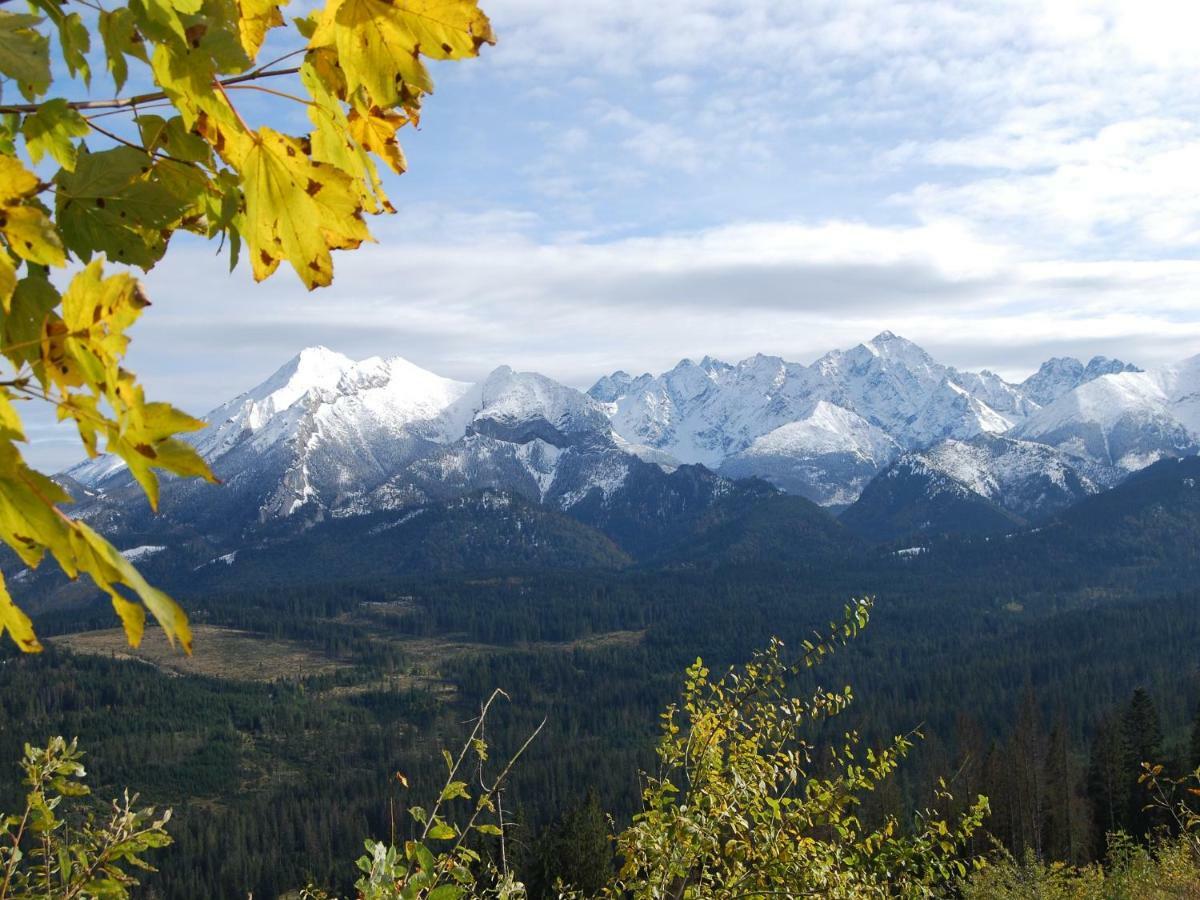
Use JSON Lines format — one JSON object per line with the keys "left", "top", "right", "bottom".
{"left": 310, "top": 688, "right": 540, "bottom": 900}
{"left": 961, "top": 758, "right": 1200, "bottom": 899}
{"left": 0, "top": 0, "right": 493, "bottom": 653}
{"left": 1138, "top": 762, "right": 1200, "bottom": 864}
{"left": 605, "top": 598, "right": 990, "bottom": 899}
{"left": 0, "top": 736, "right": 172, "bottom": 899}
{"left": 960, "top": 833, "right": 1200, "bottom": 899}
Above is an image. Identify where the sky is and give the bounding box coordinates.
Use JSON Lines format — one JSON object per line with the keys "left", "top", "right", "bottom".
{"left": 26, "top": 0, "right": 1200, "bottom": 468}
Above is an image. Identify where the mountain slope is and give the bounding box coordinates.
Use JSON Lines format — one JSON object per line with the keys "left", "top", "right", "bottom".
{"left": 838, "top": 434, "right": 1106, "bottom": 543}
{"left": 718, "top": 401, "right": 899, "bottom": 505}
{"left": 839, "top": 453, "right": 1024, "bottom": 544}
{"left": 1013, "top": 371, "right": 1198, "bottom": 470}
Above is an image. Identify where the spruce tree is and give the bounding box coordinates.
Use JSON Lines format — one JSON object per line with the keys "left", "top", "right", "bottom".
{"left": 1121, "top": 688, "right": 1164, "bottom": 838}
{"left": 1190, "top": 704, "right": 1200, "bottom": 771}
{"left": 1086, "top": 712, "right": 1128, "bottom": 856}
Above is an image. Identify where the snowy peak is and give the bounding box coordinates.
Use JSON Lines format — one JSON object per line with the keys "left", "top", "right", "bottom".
{"left": 1021, "top": 355, "right": 1140, "bottom": 406}
{"left": 588, "top": 370, "right": 635, "bottom": 403}
{"left": 455, "top": 366, "right": 613, "bottom": 448}
{"left": 194, "top": 349, "right": 468, "bottom": 462}
{"left": 719, "top": 401, "right": 900, "bottom": 505}
{"left": 1014, "top": 370, "right": 1196, "bottom": 471}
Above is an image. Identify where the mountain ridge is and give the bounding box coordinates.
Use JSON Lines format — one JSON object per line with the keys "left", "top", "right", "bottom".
{"left": 55, "top": 334, "right": 1200, "bottom": 560}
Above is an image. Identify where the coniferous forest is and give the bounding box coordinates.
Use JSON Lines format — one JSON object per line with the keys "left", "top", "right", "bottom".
{"left": 3, "top": 466, "right": 1200, "bottom": 896}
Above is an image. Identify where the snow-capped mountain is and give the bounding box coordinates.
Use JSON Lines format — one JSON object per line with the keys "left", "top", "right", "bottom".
{"left": 58, "top": 335, "right": 1200, "bottom": 554}
{"left": 718, "top": 402, "right": 900, "bottom": 506}
{"left": 592, "top": 331, "right": 1039, "bottom": 502}
{"left": 1013, "top": 370, "right": 1198, "bottom": 472}
{"left": 1020, "top": 356, "right": 1141, "bottom": 407}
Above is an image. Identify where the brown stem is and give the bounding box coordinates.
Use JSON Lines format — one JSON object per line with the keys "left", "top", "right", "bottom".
{"left": 85, "top": 120, "right": 197, "bottom": 167}
{"left": 0, "top": 67, "right": 301, "bottom": 115}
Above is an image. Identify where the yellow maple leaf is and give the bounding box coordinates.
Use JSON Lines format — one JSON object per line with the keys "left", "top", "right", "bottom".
{"left": 310, "top": 0, "right": 493, "bottom": 108}
{"left": 237, "top": 0, "right": 288, "bottom": 56}
{"left": 0, "top": 157, "right": 64, "bottom": 268}
{"left": 241, "top": 127, "right": 369, "bottom": 289}
{"left": 349, "top": 106, "right": 409, "bottom": 175}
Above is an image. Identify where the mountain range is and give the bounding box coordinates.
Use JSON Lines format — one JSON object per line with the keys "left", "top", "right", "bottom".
{"left": 52, "top": 332, "right": 1200, "bottom": 568}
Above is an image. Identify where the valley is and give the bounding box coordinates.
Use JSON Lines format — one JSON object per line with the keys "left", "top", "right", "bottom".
{"left": 5, "top": 332, "right": 1200, "bottom": 896}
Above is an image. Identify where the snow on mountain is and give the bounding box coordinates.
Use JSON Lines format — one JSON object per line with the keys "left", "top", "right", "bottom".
{"left": 1020, "top": 356, "right": 1141, "bottom": 407}
{"left": 915, "top": 434, "right": 1107, "bottom": 518}
{"left": 453, "top": 366, "right": 614, "bottom": 447}
{"left": 1013, "top": 371, "right": 1198, "bottom": 471}
{"left": 598, "top": 353, "right": 815, "bottom": 468}
{"left": 596, "top": 332, "right": 1037, "bottom": 502}
{"left": 63, "top": 348, "right": 473, "bottom": 527}
{"left": 718, "top": 401, "right": 900, "bottom": 505}
{"left": 949, "top": 369, "right": 1039, "bottom": 420}
{"left": 57, "top": 335, "right": 1200, "bottom": 551}
{"left": 1159, "top": 354, "right": 1200, "bottom": 436}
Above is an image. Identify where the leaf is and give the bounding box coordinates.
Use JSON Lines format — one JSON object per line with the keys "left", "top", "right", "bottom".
{"left": 438, "top": 780, "right": 469, "bottom": 801}
{"left": 426, "top": 886, "right": 462, "bottom": 900}
{"left": 71, "top": 520, "right": 193, "bottom": 653}
{"left": 3, "top": 271, "right": 59, "bottom": 365}
{"left": 348, "top": 106, "right": 409, "bottom": 175}
{"left": 0, "top": 155, "right": 37, "bottom": 201}
{"left": 98, "top": 8, "right": 146, "bottom": 92}
{"left": 301, "top": 62, "right": 391, "bottom": 215}
{"left": 0, "top": 12, "right": 51, "bottom": 101}
{"left": 110, "top": 593, "right": 146, "bottom": 647}
{"left": 309, "top": 0, "right": 494, "bottom": 109}
{"left": 240, "top": 127, "right": 370, "bottom": 289}
{"left": 0, "top": 569, "right": 41, "bottom": 652}
{"left": 55, "top": 147, "right": 190, "bottom": 269}
{"left": 138, "top": 115, "right": 213, "bottom": 165}
{"left": 0, "top": 157, "right": 63, "bottom": 267}
{"left": 237, "top": 0, "right": 288, "bottom": 57}
{"left": 22, "top": 99, "right": 90, "bottom": 171}
{"left": 426, "top": 821, "right": 456, "bottom": 840}
{"left": 2, "top": 205, "right": 65, "bottom": 267}
{"left": 26, "top": 0, "right": 90, "bottom": 84}
{"left": 0, "top": 391, "right": 25, "bottom": 441}
{"left": 0, "top": 251, "right": 15, "bottom": 312}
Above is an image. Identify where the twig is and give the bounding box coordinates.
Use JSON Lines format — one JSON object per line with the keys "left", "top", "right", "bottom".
{"left": 0, "top": 67, "right": 301, "bottom": 115}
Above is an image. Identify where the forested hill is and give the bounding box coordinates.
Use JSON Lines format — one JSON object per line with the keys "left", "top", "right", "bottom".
{"left": 3, "top": 450, "right": 1199, "bottom": 897}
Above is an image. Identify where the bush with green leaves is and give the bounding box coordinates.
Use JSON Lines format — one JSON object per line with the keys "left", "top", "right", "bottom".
{"left": 317, "top": 599, "right": 989, "bottom": 899}
{"left": 0, "top": 736, "right": 172, "bottom": 899}
{"left": 604, "top": 598, "right": 990, "bottom": 899}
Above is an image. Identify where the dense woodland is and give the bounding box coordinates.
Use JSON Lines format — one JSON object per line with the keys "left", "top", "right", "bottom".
{"left": 3, "top": 459, "right": 1200, "bottom": 897}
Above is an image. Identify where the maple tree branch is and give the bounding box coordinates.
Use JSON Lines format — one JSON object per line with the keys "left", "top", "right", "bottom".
{"left": 212, "top": 79, "right": 251, "bottom": 133}
{"left": 0, "top": 67, "right": 302, "bottom": 115}
{"left": 223, "top": 83, "right": 313, "bottom": 106}
{"left": 85, "top": 119, "right": 197, "bottom": 166}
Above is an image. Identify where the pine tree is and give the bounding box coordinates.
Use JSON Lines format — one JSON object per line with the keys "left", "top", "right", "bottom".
{"left": 1010, "top": 684, "right": 1047, "bottom": 856}
{"left": 526, "top": 788, "right": 612, "bottom": 898}
{"left": 1043, "top": 711, "right": 1078, "bottom": 863}
{"left": 1190, "top": 704, "right": 1200, "bottom": 771}
{"left": 1121, "top": 688, "right": 1164, "bottom": 838}
{"left": 1086, "top": 712, "right": 1128, "bottom": 857}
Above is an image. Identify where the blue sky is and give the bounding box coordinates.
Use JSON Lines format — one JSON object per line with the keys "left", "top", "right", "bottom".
{"left": 28, "top": 0, "right": 1200, "bottom": 468}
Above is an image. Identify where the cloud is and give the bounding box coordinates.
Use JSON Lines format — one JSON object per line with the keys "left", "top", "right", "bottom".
{"left": 25, "top": 2, "right": 1200, "bottom": 470}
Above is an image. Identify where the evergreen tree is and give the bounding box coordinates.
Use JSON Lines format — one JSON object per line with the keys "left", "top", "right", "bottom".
{"left": 1010, "top": 684, "right": 1047, "bottom": 856}
{"left": 1043, "top": 712, "right": 1078, "bottom": 864}
{"left": 1121, "top": 688, "right": 1164, "bottom": 838}
{"left": 1086, "top": 712, "right": 1128, "bottom": 856}
{"left": 1190, "top": 704, "right": 1200, "bottom": 771}
{"left": 526, "top": 788, "right": 612, "bottom": 898}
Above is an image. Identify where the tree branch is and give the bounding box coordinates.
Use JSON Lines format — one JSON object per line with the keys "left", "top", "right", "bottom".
{"left": 0, "top": 67, "right": 301, "bottom": 115}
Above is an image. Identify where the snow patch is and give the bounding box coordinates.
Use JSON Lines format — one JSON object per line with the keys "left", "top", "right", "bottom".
{"left": 121, "top": 545, "right": 166, "bottom": 561}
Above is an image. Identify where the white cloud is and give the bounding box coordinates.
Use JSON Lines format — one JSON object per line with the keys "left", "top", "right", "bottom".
{"left": 26, "top": 2, "right": 1200, "bottom": 470}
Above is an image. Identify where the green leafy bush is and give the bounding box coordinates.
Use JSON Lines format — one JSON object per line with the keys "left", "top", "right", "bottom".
{"left": 0, "top": 737, "right": 172, "bottom": 899}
